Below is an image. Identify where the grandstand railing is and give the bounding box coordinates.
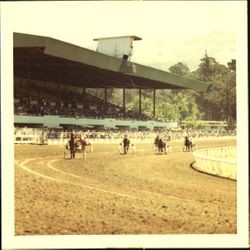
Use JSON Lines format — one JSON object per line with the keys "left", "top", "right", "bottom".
{"left": 14, "top": 131, "right": 48, "bottom": 145}
{"left": 192, "top": 146, "right": 237, "bottom": 180}
{"left": 13, "top": 126, "right": 236, "bottom": 146}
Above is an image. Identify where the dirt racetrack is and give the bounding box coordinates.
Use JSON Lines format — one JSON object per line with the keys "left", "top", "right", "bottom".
{"left": 15, "top": 138, "right": 236, "bottom": 235}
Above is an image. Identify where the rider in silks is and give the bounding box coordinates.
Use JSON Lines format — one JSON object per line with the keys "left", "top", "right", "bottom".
{"left": 154, "top": 134, "right": 160, "bottom": 153}
{"left": 123, "top": 135, "right": 130, "bottom": 154}
{"left": 79, "top": 136, "right": 88, "bottom": 160}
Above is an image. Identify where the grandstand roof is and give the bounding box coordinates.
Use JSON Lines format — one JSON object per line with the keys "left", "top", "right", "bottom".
{"left": 14, "top": 32, "right": 208, "bottom": 91}
{"left": 93, "top": 35, "right": 142, "bottom": 41}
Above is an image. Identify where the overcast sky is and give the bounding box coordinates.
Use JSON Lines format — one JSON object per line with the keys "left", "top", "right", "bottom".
{"left": 2, "top": 1, "right": 246, "bottom": 71}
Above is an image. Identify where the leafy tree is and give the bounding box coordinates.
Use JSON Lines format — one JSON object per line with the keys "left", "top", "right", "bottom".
{"left": 196, "top": 50, "right": 218, "bottom": 81}
{"left": 227, "top": 59, "right": 236, "bottom": 72}
{"left": 164, "top": 62, "right": 202, "bottom": 123}
{"left": 222, "top": 61, "right": 236, "bottom": 129}
{"left": 126, "top": 94, "right": 139, "bottom": 113}
{"left": 195, "top": 52, "right": 236, "bottom": 129}
{"left": 169, "top": 62, "right": 190, "bottom": 76}
{"left": 141, "top": 96, "right": 153, "bottom": 117}
{"left": 157, "top": 102, "right": 180, "bottom": 121}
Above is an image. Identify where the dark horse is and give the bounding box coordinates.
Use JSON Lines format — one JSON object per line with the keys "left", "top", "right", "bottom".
{"left": 122, "top": 136, "right": 130, "bottom": 154}
{"left": 154, "top": 136, "right": 169, "bottom": 154}
{"left": 65, "top": 135, "right": 88, "bottom": 160}
{"left": 183, "top": 136, "right": 195, "bottom": 152}
{"left": 158, "top": 138, "right": 167, "bottom": 154}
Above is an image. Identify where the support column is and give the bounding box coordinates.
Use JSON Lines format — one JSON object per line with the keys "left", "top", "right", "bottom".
{"left": 153, "top": 89, "right": 156, "bottom": 119}
{"left": 123, "top": 88, "right": 126, "bottom": 119}
{"left": 139, "top": 88, "right": 142, "bottom": 119}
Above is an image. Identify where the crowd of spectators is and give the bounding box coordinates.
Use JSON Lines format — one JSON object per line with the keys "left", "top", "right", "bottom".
{"left": 14, "top": 126, "right": 236, "bottom": 145}
{"left": 14, "top": 82, "right": 154, "bottom": 121}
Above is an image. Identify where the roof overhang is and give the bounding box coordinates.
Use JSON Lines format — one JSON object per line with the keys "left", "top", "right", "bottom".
{"left": 93, "top": 35, "right": 142, "bottom": 41}
{"left": 14, "top": 32, "right": 208, "bottom": 91}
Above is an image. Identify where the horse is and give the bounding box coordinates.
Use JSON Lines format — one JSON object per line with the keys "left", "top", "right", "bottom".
{"left": 183, "top": 136, "right": 196, "bottom": 152}
{"left": 154, "top": 137, "right": 171, "bottom": 155}
{"left": 64, "top": 137, "right": 89, "bottom": 160}
{"left": 154, "top": 135, "right": 160, "bottom": 153}
{"left": 118, "top": 142, "right": 136, "bottom": 154}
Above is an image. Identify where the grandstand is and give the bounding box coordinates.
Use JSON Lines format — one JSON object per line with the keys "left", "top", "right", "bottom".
{"left": 14, "top": 32, "right": 208, "bottom": 131}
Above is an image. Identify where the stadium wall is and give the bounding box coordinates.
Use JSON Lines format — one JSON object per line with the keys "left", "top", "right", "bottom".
{"left": 14, "top": 115, "right": 178, "bottom": 130}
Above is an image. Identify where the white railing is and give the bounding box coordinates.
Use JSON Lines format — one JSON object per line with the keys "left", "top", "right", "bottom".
{"left": 14, "top": 134, "right": 48, "bottom": 145}
{"left": 14, "top": 135, "right": 37, "bottom": 144}
{"left": 192, "top": 146, "right": 237, "bottom": 180}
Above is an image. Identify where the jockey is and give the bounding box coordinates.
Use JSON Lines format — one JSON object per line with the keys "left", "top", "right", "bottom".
{"left": 154, "top": 134, "right": 160, "bottom": 152}
{"left": 80, "top": 136, "right": 88, "bottom": 149}
{"left": 154, "top": 134, "right": 160, "bottom": 146}
{"left": 157, "top": 136, "right": 165, "bottom": 154}
{"left": 123, "top": 134, "right": 130, "bottom": 154}
{"left": 184, "top": 135, "right": 190, "bottom": 145}
{"left": 79, "top": 136, "right": 88, "bottom": 160}
{"left": 82, "top": 135, "right": 93, "bottom": 153}
{"left": 68, "top": 132, "right": 77, "bottom": 159}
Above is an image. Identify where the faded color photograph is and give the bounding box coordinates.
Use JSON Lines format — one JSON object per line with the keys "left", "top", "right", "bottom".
{"left": 1, "top": 1, "right": 248, "bottom": 249}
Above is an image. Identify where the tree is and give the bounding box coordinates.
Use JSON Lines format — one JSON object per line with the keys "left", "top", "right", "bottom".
{"left": 196, "top": 50, "right": 218, "bottom": 81}
{"left": 220, "top": 60, "right": 236, "bottom": 129}
{"left": 195, "top": 52, "right": 236, "bottom": 129}
{"left": 227, "top": 59, "right": 236, "bottom": 72}
{"left": 164, "top": 62, "right": 202, "bottom": 123}
{"left": 169, "top": 62, "right": 190, "bottom": 76}
{"left": 157, "top": 102, "right": 180, "bottom": 121}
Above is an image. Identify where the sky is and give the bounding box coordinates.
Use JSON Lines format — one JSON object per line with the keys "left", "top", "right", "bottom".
{"left": 1, "top": 1, "right": 245, "bottom": 71}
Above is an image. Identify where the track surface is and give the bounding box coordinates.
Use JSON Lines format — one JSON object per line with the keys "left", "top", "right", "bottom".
{"left": 15, "top": 138, "right": 236, "bottom": 235}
